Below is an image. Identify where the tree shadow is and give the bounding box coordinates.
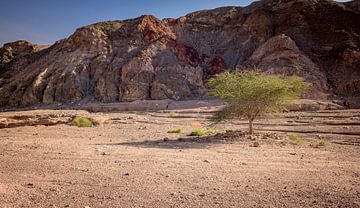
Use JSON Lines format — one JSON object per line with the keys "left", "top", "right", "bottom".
{"left": 96, "top": 132, "right": 247, "bottom": 150}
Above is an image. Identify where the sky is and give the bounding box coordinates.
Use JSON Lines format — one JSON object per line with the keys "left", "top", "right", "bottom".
{"left": 0, "top": 0, "right": 255, "bottom": 46}
{"left": 0, "top": 0, "right": 351, "bottom": 46}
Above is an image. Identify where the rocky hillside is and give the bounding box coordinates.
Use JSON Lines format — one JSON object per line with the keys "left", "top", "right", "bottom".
{"left": 0, "top": 0, "right": 359, "bottom": 107}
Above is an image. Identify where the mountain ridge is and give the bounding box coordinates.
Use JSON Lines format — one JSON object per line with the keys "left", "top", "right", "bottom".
{"left": 0, "top": 0, "right": 359, "bottom": 107}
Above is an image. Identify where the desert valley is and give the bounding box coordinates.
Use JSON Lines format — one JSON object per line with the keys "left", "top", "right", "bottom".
{"left": 0, "top": 0, "right": 359, "bottom": 207}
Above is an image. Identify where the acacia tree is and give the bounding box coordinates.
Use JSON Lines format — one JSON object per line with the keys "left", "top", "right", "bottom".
{"left": 207, "top": 71, "right": 310, "bottom": 134}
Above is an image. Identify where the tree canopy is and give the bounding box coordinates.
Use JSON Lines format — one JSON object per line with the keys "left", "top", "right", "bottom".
{"left": 207, "top": 71, "right": 310, "bottom": 134}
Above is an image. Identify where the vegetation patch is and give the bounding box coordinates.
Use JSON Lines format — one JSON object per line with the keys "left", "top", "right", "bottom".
{"left": 190, "top": 130, "right": 205, "bottom": 137}
{"left": 72, "top": 116, "right": 93, "bottom": 127}
{"left": 167, "top": 128, "right": 182, "bottom": 134}
{"left": 318, "top": 140, "right": 327, "bottom": 147}
{"left": 289, "top": 134, "right": 303, "bottom": 144}
{"left": 169, "top": 112, "right": 179, "bottom": 117}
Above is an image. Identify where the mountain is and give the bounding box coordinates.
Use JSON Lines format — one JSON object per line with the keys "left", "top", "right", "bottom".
{"left": 0, "top": 0, "right": 359, "bottom": 107}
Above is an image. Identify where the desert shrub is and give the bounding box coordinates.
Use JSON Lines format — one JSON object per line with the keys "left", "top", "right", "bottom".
{"left": 205, "top": 129, "right": 216, "bottom": 135}
{"left": 167, "top": 129, "right": 182, "bottom": 133}
{"left": 318, "top": 140, "right": 327, "bottom": 147}
{"left": 190, "top": 130, "right": 205, "bottom": 136}
{"left": 208, "top": 71, "right": 310, "bottom": 134}
{"left": 130, "top": 111, "right": 147, "bottom": 115}
{"left": 169, "top": 112, "right": 179, "bottom": 117}
{"left": 72, "top": 116, "right": 93, "bottom": 127}
{"left": 289, "top": 134, "right": 303, "bottom": 144}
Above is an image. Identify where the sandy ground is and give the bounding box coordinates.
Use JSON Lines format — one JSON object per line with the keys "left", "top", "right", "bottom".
{"left": 0, "top": 108, "right": 359, "bottom": 208}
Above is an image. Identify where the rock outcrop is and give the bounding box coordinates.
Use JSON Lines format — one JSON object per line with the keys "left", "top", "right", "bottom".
{"left": 0, "top": 0, "right": 359, "bottom": 107}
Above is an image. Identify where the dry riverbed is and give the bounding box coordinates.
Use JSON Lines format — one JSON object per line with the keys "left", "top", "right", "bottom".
{"left": 0, "top": 108, "right": 359, "bottom": 207}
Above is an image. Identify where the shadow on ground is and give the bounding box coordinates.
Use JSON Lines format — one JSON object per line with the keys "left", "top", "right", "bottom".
{"left": 95, "top": 135, "right": 242, "bottom": 149}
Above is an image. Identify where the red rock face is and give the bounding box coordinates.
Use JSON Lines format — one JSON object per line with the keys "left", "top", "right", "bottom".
{"left": 0, "top": 0, "right": 359, "bottom": 107}
{"left": 207, "top": 57, "right": 227, "bottom": 78}
{"left": 167, "top": 39, "right": 201, "bottom": 67}
{"left": 138, "top": 15, "right": 175, "bottom": 43}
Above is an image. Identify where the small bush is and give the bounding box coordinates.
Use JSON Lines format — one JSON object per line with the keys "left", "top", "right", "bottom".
{"left": 72, "top": 116, "right": 93, "bottom": 127}
{"left": 318, "top": 140, "right": 327, "bottom": 147}
{"left": 190, "top": 130, "right": 205, "bottom": 137}
{"left": 205, "top": 129, "right": 216, "bottom": 135}
{"left": 167, "top": 129, "right": 182, "bottom": 134}
{"left": 289, "top": 134, "right": 302, "bottom": 144}
{"left": 169, "top": 112, "right": 179, "bottom": 117}
{"left": 177, "top": 137, "right": 184, "bottom": 141}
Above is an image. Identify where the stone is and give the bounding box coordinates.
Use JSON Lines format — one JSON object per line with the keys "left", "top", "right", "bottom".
{"left": 252, "top": 142, "right": 260, "bottom": 147}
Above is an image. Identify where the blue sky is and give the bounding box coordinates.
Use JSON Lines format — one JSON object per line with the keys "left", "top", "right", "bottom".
{"left": 0, "top": 0, "right": 255, "bottom": 46}
{"left": 0, "top": 0, "right": 351, "bottom": 46}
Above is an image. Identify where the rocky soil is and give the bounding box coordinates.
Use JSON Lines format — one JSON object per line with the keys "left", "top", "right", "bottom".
{"left": 0, "top": 0, "right": 359, "bottom": 107}
{"left": 0, "top": 108, "right": 359, "bottom": 207}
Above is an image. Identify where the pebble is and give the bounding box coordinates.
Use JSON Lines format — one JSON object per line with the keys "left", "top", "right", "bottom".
{"left": 49, "top": 187, "right": 58, "bottom": 192}
{"left": 247, "top": 135, "right": 257, "bottom": 140}
{"left": 203, "top": 159, "right": 210, "bottom": 163}
{"left": 252, "top": 142, "right": 260, "bottom": 147}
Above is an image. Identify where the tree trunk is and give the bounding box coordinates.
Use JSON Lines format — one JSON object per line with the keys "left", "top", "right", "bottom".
{"left": 249, "top": 118, "right": 254, "bottom": 135}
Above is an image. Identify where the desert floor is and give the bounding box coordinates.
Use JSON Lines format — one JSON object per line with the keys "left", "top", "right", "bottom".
{"left": 0, "top": 108, "right": 359, "bottom": 208}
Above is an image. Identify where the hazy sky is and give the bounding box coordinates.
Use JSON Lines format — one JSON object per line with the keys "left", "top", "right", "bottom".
{"left": 0, "top": 0, "right": 351, "bottom": 46}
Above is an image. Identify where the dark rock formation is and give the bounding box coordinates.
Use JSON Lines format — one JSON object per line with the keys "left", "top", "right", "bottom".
{"left": 0, "top": 0, "right": 359, "bottom": 107}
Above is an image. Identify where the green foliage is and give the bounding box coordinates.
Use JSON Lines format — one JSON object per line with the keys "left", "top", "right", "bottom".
{"left": 169, "top": 112, "right": 179, "bottom": 117}
{"left": 190, "top": 130, "right": 205, "bottom": 136}
{"left": 289, "top": 134, "right": 303, "bottom": 144}
{"left": 208, "top": 71, "right": 310, "bottom": 134}
{"left": 318, "top": 140, "right": 327, "bottom": 147}
{"left": 167, "top": 128, "right": 182, "bottom": 133}
{"left": 205, "top": 129, "right": 216, "bottom": 135}
{"left": 72, "top": 116, "right": 93, "bottom": 127}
